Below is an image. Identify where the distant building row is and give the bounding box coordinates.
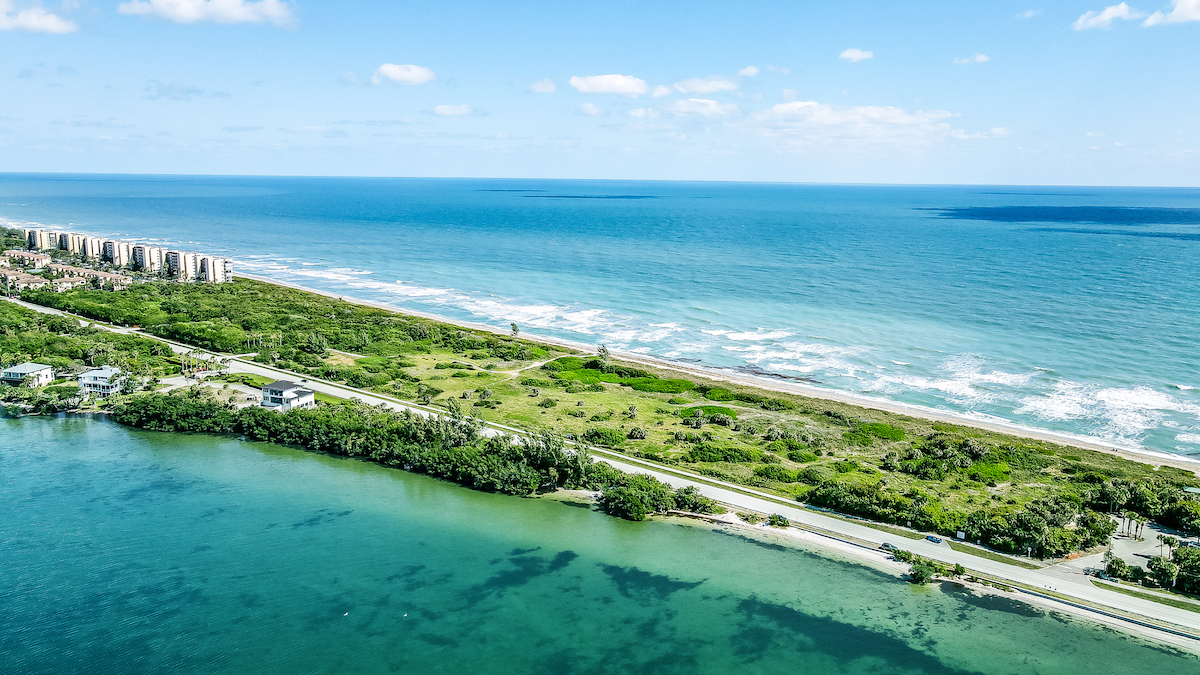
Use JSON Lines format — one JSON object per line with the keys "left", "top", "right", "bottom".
{"left": 21, "top": 228, "right": 233, "bottom": 283}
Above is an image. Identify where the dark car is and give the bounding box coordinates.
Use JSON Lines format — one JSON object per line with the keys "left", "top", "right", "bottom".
{"left": 879, "top": 543, "right": 897, "bottom": 552}
{"left": 925, "top": 535, "right": 943, "bottom": 544}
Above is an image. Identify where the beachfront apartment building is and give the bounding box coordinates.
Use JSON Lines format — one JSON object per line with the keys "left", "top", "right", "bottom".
{"left": 1, "top": 362, "right": 54, "bottom": 387}
{"left": 78, "top": 366, "right": 124, "bottom": 398}
{"left": 200, "top": 256, "right": 233, "bottom": 283}
{"left": 82, "top": 236, "right": 105, "bottom": 260}
{"left": 103, "top": 240, "right": 133, "bottom": 268}
{"left": 24, "top": 229, "right": 60, "bottom": 251}
{"left": 260, "top": 380, "right": 316, "bottom": 411}
{"left": 166, "top": 250, "right": 200, "bottom": 281}
{"left": 16, "top": 228, "right": 234, "bottom": 283}
{"left": 132, "top": 245, "right": 167, "bottom": 273}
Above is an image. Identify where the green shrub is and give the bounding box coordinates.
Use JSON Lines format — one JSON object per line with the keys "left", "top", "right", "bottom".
{"left": 859, "top": 422, "right": 904, "bottom": 441}
{"left": 787, "top": 450, "right": 819, "bottom": 463}
{"left": 768, "top": 514, "right": 790, "bottom": 528}
{"left": 667, "top": 397, "right": 690, "bottom": 405}
{"left": 626, "top": 378, "right": 694, "bottom": 393}
{"left": 584, "top": 427, "right": 626, "bottom": 447}
{"left": 627, "top": 427, "right": 647, "bottom": 440}
{"left": 702, "top": 387, "right": 736, "bottom": 401}
{"left": 537, "top": 398, "right": 557, "bottom": 408}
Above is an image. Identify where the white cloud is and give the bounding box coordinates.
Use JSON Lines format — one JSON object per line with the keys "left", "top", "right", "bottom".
{"left": 839, "top": 48, "right": 874, "bottom": 62}
{"left": 953, "top": 53, "right": 991, "bottom": 64}
{"left": 650, "top": 85, "right": 672, "bottom": 98}
{"left": 673, "top": 76, "right": 738, "bottom": 94}
{"left": 579, "top": 102, "right": 601, "bottom": 116}
{"left": 529, "top": 78, "right": 556, "bottom": 93}
{"left": 766, "top": 65, "right": 791, "bottom": 74}
{"left": 1017, "top": 9, "right": 1042, "bottom": 18}
{"left": 372, "top": 64, "right": 436, "bottom": 86}
{"left": 737, "top": 65, "right": 759, "bottom": 77}
{"left": 670, "top": 98, "right": 739, "bottom": 118}
{"left": 751, "top": 100, "right": 965, "bottom": 148}
{"left": 0, "top": 1, "right": 77, "bottom": 32}
{"left": 990, "top": 127, "right": 1010, "bottom": 137}
{"left": 1073, "top": 3, "right": 1144, "bottom": 29}
{"left": 117, "top": 0, "right": 295, "bottom": 26}
{"left": 629, "top": 107, "right": 659, "bottom": 119}
{"left": 568, "top": 74, "right": 648, "bottom": 96}
{"left": 782, "top": 89, "right": 798, "bottom": 101}
{"left": 1144, "top": 0, "right": 1200, "bottom": 24}
{"left": 432, "top": 104, "right": 473, "bottom": 116}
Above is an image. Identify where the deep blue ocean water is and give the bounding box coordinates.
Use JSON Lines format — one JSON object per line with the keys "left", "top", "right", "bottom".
{"left": 2, "top": 174, "right": 1198, "bottom": 456}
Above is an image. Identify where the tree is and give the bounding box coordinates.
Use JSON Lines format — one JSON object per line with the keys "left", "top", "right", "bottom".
{"left": 909, "top": 560, "right": 936, "bottom": 584}
{"left": 510, "top": 322, "right": 519, "bottom": 337}
{"left": 952, "top": 563, "right": 966, "bottom": 578}
{"left": 1148, "top": 556, "right": 1179, "bottom": 588}
{"left": 597, "top": 344, "right": 610, "bottom": 370}
{"left": 1161, "top": 535, "right": 1179, "bottom": 559}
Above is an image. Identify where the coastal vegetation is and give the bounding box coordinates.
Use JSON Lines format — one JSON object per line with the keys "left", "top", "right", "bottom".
{"left": 0, "top": 300, "right": 178, "bottom": 414}
{"left": 109, "top": 389, "right": 722, "bottom": 520}
{"left": 12, "top": 278, "right": 1200, "bottom": 559}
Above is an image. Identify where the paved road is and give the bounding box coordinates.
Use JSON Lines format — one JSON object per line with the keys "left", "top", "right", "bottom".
{"left": 8, "top": 296, "right": 1200, "bottom": 638}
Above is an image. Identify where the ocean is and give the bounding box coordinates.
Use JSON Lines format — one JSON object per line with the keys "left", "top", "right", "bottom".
{"left": 1, "top": 174, "right": 1198, "bottom": 456}
{"left": 2, "top": 416, "right": 1196, "bottom": 674}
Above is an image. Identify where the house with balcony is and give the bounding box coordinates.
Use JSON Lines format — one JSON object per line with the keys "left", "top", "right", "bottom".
{"left": 260, "top": 380, "right": 316, "bottom": 411}
{"left": 78, "top": 366, "right": 125, "bottom": 398}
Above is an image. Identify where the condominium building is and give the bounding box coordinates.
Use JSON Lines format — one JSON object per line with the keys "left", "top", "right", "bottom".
{"left": 24, "top": 229, "right": 60, "bottom": 251}
{"left": 59, "top": 232, "right": 86, "bottom": 254}
{"left": 132, "top": 245, "right": 166, "bottom": 273}
{"left": 166, "top": 250, "right": 200, "bottom": 281}
{"left": 199, "top": 256, "right": 233, "bottom": 283}
{"left": 81, "top": 236, "right": 106, "bottom": 260}
{"left": 103, "top": 240, "right": 133, "bottom": 268}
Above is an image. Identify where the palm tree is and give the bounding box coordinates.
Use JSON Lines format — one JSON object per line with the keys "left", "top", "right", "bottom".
{"left": 1163, "top": 535, "right": 1179, "bottom": 560}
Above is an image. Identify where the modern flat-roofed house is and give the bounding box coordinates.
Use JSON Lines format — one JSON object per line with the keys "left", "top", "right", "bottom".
{"left": 78, "top": 366, "right": 125, "bottom": 398}
{"left": 260, "top": 380, "right": 316, "bottom": 411}
{"left": 1, "top": 362, "right": 54, "bottom": 387}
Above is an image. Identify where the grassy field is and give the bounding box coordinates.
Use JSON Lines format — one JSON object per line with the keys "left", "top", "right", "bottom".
{"left": 948, "top": 541, "right": 1043, "bottom": 569}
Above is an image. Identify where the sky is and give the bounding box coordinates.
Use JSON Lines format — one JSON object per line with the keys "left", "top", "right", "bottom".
{"left": 2, "top": 0, "right": 1199, "bottom": 185}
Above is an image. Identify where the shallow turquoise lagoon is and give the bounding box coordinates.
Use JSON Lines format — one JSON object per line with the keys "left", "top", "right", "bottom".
{"left": 1, "top": 416, "right": 1196, "bottom": 674}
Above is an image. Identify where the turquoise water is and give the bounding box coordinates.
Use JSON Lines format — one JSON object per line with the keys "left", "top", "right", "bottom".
{"left": 2, "top": 416, "right": 1197, "bottom": 674}
{"left": 1, "top": 174, "right": 1198, "bottom": 455}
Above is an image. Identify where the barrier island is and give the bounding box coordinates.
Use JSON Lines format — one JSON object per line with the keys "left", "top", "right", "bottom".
{"left": 5, "top": 247, "right": 1200, "bottom": 590}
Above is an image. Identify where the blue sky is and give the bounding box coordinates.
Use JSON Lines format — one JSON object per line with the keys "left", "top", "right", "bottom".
{"left": 2, "top": 0, "right": 1198, "bottom": 184}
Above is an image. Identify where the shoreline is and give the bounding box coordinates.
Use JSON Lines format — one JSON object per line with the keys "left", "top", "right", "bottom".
{"left": 234, "top": 272, "right": 1200, "bottom": 474}
{"left": 652, "top": 507, "right": 1200, "bottom": 655}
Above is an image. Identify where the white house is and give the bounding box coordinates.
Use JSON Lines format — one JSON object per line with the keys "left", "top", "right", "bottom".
{"left": 78, "top": 366, "right": 125, "bottom": 398}
{"left": 260, "top": 380, "right": 316, "bottom": 411}
{"left": 1, "top": 362, "right": 54, "bottom": 387}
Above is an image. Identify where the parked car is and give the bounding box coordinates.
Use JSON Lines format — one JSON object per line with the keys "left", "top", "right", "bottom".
{"left": 926, "top": 535, "right": 943, "bottom": 544}
{"left": 879, "top": 543, "right": 897, "bottom": 552}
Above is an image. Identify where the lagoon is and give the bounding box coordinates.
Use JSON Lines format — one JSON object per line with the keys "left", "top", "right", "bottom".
{"left": 1, "top": 416, "right": 1195, "bottom": 674}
